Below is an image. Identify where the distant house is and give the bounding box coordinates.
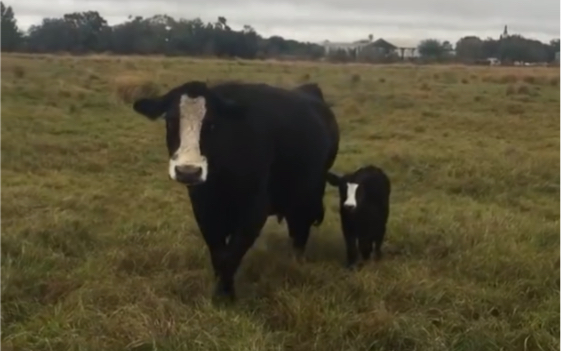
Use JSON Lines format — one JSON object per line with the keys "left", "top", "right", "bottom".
{"left": 367, "top": 38, "right": 419, "bottom": 59}
{"left": 322, "top": 40, "right": 371, "bottom": 55}
{"left": 367, "top": 38, "right": 397, "bottom": 55}
{"left": 322, "top": 37, "right": 420, "bottom": 60}
{"left": 555, "top": 52, "right": 560, "bottom": 62}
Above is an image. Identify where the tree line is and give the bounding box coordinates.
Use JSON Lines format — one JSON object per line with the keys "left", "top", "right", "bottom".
{"left": 1, "top": 2, "right": 559, "bottom": 64}
{"left": 417, "top": 36, "right": 559, "bottom": 64}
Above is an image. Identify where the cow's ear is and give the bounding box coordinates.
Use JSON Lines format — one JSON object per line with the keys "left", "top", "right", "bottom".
{"left": 133, "top": 96, "right": 168, "bottom": 120}
{"left": 295, "top": 82, "right": 325, "bottom": 102}
{"left": 132, "top": 81, "right": 209, "bottom": 120}
{"left": 326, "top": 171, "right": 341, "bottom": 186}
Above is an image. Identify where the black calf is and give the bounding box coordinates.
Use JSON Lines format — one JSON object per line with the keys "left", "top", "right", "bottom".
{"left": 326, "top": 165, "right": 391, "bottom": 268}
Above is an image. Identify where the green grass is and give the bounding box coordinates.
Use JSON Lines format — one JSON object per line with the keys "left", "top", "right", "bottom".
{"left": 2, "top": 54, "right": 560, "bottom": 351}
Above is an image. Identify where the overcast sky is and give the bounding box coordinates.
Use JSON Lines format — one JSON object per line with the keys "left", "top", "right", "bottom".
{"left": 10, "top": 0, "right": 560, "bottom": 45}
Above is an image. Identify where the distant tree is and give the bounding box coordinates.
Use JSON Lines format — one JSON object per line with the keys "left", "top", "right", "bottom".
{"left": 7, "top": 7, "right": 554, "bottom": 63}
{"left": 418, "top": 39, "right": 447, "bottom": 60}
{"left": 25, "top": 12, "right": 110, "bottom": 53}
{"left": 62, "top": 11, "right": 109, "bottom": 52}
{"left": 442, "top": 40, "right": 453, "bottom": 52}
{"left": 215, "top": 16, "right": 230, "bottom": 31}
{"left": 480, "top": 37, "right": 499, "bottom": 58}
{"left": 1, "top": 2, "right": 22, "bottom": 51}
{"left": 27, "top": 18, "right": 73, "bottom": 52}
{"left": 455, "top": 36, "right": 484, "bottom": 61}
{"left": 550, "top": 39, "right": 560, "bottom": 52}
{"left": 497, "top": 35, "right": 549, "bottom": 63}
{"left": 548, "top": 39, "right": 560, "bottom": 61}
{"left": 239, "top": 25, "right": 259, "bottom": 59}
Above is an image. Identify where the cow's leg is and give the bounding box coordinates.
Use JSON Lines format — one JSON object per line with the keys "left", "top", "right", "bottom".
{"left": 287, "top": 179, "right": 326, "bottom": 259}
{"left": 344, "top": 234, "right": 358, "bottom": 269}
{"left": 193, "top": 217, "right": 229, "bottom": 279}
{"left": 373, "top": 239, "right": 383, "bottom": 261}
{"left": 341, "top": 214, "right": 358, "bottom": 268}
{"left": 286, "top": 215, "right": 314, "bottom": 260}
{"left": 358, "top": 234, "right": 373, "bottom": 262}
{"left": 344, "top": 236, "right": 358, "bottom": 269}
{"left": 214, "top": 195, "right": 269, "bottom": 301}
{"left": 188, "top": 187, "right": 230, "bottom": 280}
{"left": 205, "top": 233, "right": 228, "bottom": 279}
{"left": 373, "top": 224, "right": 386, "bottom": 261}
{"left": 374, "top": 206, "right": 389, "bottom": 261}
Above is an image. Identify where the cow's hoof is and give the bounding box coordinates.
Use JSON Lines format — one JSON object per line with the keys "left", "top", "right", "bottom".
{"left": 292, "top": 249, "right": 306, "bottom": 263}
{"left": 212, "top": 281, "right": 235, "bottom": 305}
{"left": 212, "top": 293, "right": 235, "bottom": 306}
{"left": 212, "top": 291, "right": 235, "bottom": 306}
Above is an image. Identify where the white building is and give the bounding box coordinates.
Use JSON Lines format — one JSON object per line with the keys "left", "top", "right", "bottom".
{"left": 322, "top": 37, "right": 421, "bottom": 59}
{"left": 322, "top": 40, "right": 371, "bottom": 55}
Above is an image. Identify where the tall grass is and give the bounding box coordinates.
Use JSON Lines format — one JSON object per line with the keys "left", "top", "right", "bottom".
{"left": 2, "top": 55, "right": 559, "bottom": 351}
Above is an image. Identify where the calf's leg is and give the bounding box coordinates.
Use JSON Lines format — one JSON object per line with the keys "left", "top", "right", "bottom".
{"left": 373, "top": 224, "right": 386, "bottom": 261}
{"left": 341, "top": 215, "right": 358, "bottom": 268}
{"left": 358, "top": 235, "right": 373, "bottom": 262}
{"left": 344, "top": 233, "right": 358, "bottom": 268}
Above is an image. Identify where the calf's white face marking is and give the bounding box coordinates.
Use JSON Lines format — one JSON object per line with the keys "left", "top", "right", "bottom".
{"left": 344, "top": 183, "right": 359, "bottom": 208}
{"left": 168, "top": 95, "right": 208, "bottom": 182}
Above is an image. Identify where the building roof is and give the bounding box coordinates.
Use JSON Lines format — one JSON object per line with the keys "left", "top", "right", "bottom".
{"left": 321, "top": 38, "right": 420, "bottom": 49}
{"left": 382, "top": 38, "right": 419, "bottom": 48}
{"left": 322, "top": 40, "right": 370, "bottom": 49}
{"left": 370, "top": 38, "right": 397, "bottom": 50}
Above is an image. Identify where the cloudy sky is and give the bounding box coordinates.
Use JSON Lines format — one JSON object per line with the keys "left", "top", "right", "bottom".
{"left": 10, "top": 0, "right": 560, "bottom": 45}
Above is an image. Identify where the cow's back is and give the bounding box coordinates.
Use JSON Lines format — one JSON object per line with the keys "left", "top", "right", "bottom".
{"left": 293, "top": 83, "right": 340, "bottom": 172}
{"left": 210, "top": 82, "right": 336, "bottom": 220}
{"left": 211, "top": 82, "right": 334, "bottom": 171}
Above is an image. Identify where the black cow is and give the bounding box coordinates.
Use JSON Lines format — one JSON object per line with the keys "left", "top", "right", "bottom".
{"left": 267, "top": 82, "right": 338, "bottom": 226}
{"left": 326, "top": 165, "right": 391, "bottom": 268}
{"left": 132, "top": 80, "right": 339, "bottom": 300}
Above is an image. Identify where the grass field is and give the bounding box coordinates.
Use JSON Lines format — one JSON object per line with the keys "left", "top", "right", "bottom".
{"left": 2, "top": 54, "right": 560, "bottom": 351}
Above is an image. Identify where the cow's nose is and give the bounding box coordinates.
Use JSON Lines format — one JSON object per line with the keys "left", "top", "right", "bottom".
{"left": 174, "top": 165, "right": 203, "bottom": 184}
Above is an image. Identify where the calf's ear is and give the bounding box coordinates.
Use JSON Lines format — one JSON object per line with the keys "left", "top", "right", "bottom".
{"left": 326, "top": 171, "right": 341, "bottom": 186}
{"left": 133, "top": 96, "right": 168, "bottom": 120}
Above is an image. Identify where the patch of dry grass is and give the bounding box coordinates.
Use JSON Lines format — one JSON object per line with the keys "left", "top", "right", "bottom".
{"left": 113, "top": 74, "right": 160, "bottom": 103}
{"left": 2, "top": 54, "right": 560, "bottom": 351}
{"left": 350, "top": 73, "right": 361, "bottom": 84}
{"left": 12, "top": 65, "right": 25, "bottom": 79}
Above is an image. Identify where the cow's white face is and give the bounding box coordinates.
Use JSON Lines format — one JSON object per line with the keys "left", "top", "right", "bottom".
{"left": 326, "top": 171, "right": 365, "bottom": 212}
{"left": 132, "top": 80, "right": 248, "bottom": 187}
{"left": 168, "top": 95, "right": 208, "bottom": 184}
{"left": 343, "top": 182, "right": 359, "bottom": 209}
